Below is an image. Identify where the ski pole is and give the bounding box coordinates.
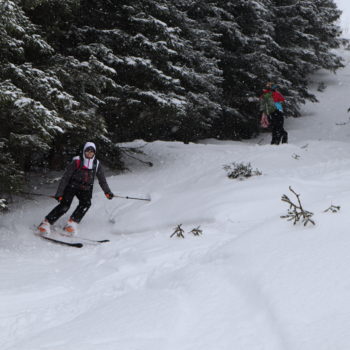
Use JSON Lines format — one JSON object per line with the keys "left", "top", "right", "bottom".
{"left": 19, "top": 191, "right": 55, "bottom": 198}
{"left": 114, "top": 194, "right": 151, "bottom": 201}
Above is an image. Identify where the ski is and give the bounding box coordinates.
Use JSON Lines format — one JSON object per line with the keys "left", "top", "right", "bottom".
{"left": 34, "top": 225, "right": 108, "bottom": 246}
{"left": 39, "top": 235, "right": 83, "bottom": 248}
{"left": 74, "top": 236, "right": 110, "bottom": 243}
{"left": 58, "top": 232, "right": 110, "bottom": 244}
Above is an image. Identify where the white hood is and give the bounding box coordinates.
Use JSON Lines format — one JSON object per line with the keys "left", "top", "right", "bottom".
{"left": 82, "top": 142, "right": 96, "bottom": 169}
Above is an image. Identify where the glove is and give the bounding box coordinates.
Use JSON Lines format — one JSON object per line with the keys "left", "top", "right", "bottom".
{"left": 105, "top": 192, "right": 114, "bottom": 200}
{"left": 55, "top": 196, "right": 63, "bottom": 202}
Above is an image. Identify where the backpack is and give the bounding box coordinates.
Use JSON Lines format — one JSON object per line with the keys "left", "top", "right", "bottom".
{"left": 260, "top": 113, "right": 270, "bottom": 128}
{"left": 260, "top": 91, "right": 277, "bottom": 115}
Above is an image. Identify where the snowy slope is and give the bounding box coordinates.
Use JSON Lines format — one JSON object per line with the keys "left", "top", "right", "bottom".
{"left": 3, "top": 49, "right": 350, "bottom": 349}
{"left": 337, "top": 0, "right": 350, "bottom": 39}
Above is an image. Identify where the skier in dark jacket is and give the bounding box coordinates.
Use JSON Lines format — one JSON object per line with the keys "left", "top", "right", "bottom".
{"left": 38, "top": 142, "right": 114, "bottom": 235}
{"left": 260, "top": 82, "right": 288, "bottom": 145}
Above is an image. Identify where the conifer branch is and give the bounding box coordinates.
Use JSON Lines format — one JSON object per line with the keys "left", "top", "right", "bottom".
{"left": 189, "top": 226, "right": 203, "bottom": 236}
{"left": 120, "top": 148, "right": 153, "bottom": 167}
{"left": 170, "top": 224, "right": 185, "bottom": 238}
{"left": 281, "top": 186, "right": 315, "bottom": 226}
{"left": 324, "top": 204, "right": 340, "bottom": 213}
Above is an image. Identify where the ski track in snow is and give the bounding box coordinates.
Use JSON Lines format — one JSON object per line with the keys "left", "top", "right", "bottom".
{"left": 3, "top": 48, "right": 350, "bottom": 349}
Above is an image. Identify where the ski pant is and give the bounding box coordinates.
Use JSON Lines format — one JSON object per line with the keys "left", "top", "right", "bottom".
{"left": 46, "top": 186, "right": 92, "bottom": 224}
{"left": 270, "top": 111, "right": 288, "bottom": 145}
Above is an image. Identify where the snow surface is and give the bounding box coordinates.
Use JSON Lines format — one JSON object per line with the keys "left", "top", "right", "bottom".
{"left": 337, "top": 0, "right": 350, "bottom": 38}
{"left": 3, "top": 47, "right": 350, "bottom": 349}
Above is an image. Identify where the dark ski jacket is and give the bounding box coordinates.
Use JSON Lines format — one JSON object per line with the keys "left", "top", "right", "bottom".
{"left": 55, "top": 156, "right": 111, "bottom": 197}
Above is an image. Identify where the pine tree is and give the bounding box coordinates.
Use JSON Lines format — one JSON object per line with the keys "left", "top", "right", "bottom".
{"left": 271, "top": 0, "right": 343, "bottom": 115}
{"left": 0, "top": 0, "right": 345, "bottom": 202}
{"left": 54, "top": 0, "right": 224, "bottom": 142}
{"left": 0, "top": 134, "right": 24, "bottom": 197}
{"left": 194, "top": 0, "right": 282, "bottom": 138}
{"left": 7, "top": 0, "right": 122, "bottom": 168}
{"left": 0, "top": 0, "right": 65, "bottom": 191}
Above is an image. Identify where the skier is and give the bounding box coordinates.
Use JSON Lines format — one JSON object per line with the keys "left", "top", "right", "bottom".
{"left": 260, "top": 82, "right": 288, "bottom": 145}
{"left": 37, "top": 142, "right": 114, "bottom": 235}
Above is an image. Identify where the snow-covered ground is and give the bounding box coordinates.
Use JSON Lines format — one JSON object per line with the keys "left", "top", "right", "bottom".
{"left": 337, "top": 0, "right": 350, "bottom": 39}
{"left": 3, "top": 46, "right": 350, "bottom": 349}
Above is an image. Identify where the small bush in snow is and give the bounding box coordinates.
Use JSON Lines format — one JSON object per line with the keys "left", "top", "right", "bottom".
{"left": 170, "top": 225, "right": 203, "bottom": 238}
{"left": 224, "top": 162, "right": 262, "bottom": 180}
{"left": 324, "top": 204, "right": 340, "bottom": 213}
{"left": 170, "top": 224, "right": 185, "bottom": 238}
{"left": 281, "top": 187, "right": 315, "bottom": 226}
{"left": 189, "top": 226, "right": 203, "bottom": 236}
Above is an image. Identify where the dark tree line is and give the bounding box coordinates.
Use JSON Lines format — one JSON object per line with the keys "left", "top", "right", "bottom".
{"left": 0, "top": 0, "right": 343, "bottom": 200}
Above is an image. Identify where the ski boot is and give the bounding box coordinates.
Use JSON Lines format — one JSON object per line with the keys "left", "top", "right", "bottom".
{"left": 63, "top": 218, "right": 78, "bottom": 236}
{"left": 37, "top": 219, "right": 51, "bottom": 235}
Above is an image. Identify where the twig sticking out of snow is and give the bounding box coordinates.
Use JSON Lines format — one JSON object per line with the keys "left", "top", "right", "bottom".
{"left": 189, "top": 226, "right": 202, "bottom": 236}
{"left": 324, "top": 204, "right": 341, "bottom": 213}
{"left": 281, "top": 186, "right": 315, "bottom": 226}
{"left": 170, "top": 224, "right": 185, "bottom": 238}
{"left": 170, "top": 225, "right": 203, "bottom": 238}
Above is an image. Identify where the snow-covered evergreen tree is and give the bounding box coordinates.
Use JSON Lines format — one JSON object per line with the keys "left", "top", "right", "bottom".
{"left": 0, "top": 0, "right": 121, "bottom": 199}
{"left": 0, "top": 0, "right": 344, "bottom": 200}
{"left": 37, "top": 0, "right": 224, "bottom": 142}
{"left": 186, "top": 0, "right": 282, "bottom": 138}
{"left": 0, "top": 0, "right": 63, "bottom": 196}
{"left": 0, "top": 137, "right": 23, "bottom": 197}
{"left": 20, "top": 0, "right": 343, "bottom": 143}
{"left": 271, "top": 0, "right": 343, "bottom": 115}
